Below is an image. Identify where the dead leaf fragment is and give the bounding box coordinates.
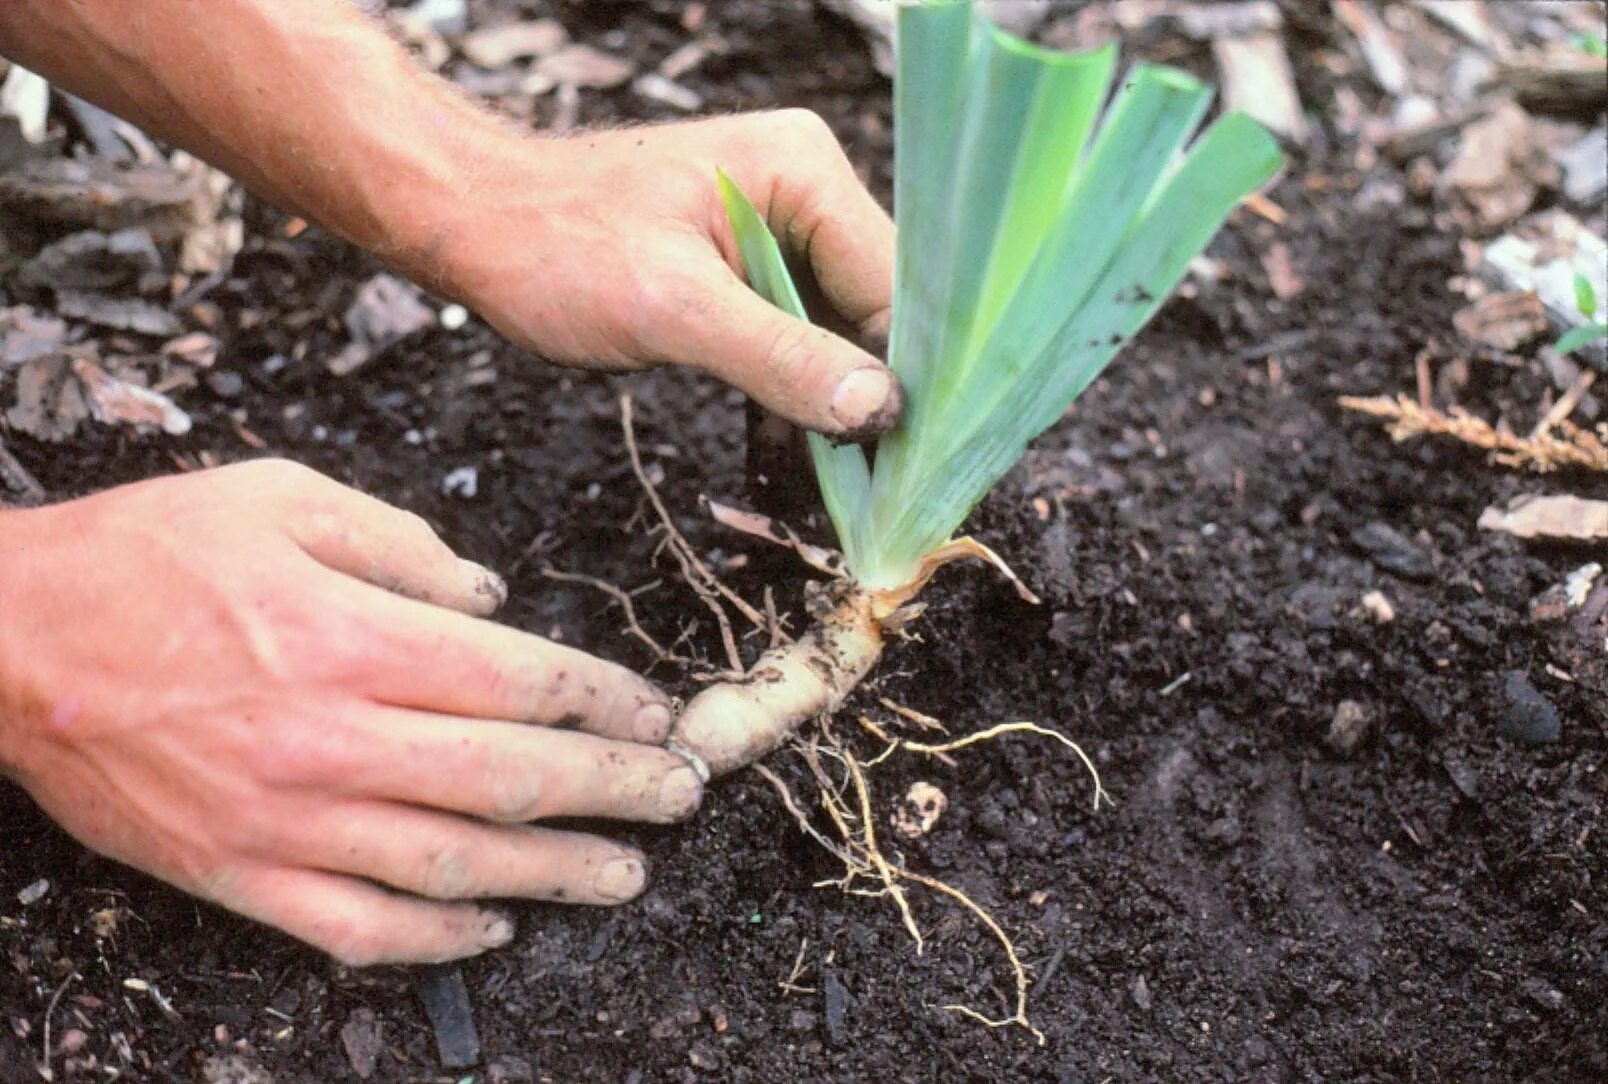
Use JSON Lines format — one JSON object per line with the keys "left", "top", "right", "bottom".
{"left": 6, "top": 353, "right": 89, "bottom": 441}
{"left": 1452, "top": 290, "right": 1548, "bottom": 350}
{"left": 891, "top": 781, "right": 948, "bottom": 839}
{"left": 534, "top": 44, "right": 636, "bottom": 89}
{"left": 461, "top": 19, "right": 566, "bottom": 68}
{"left": 1213, "top": 24, "right": 1307, "bottom": 144}
{"left": 1478, "top": 494, "right": 1608, "bottom": 541}
{"left": 0, "top": 306, "right": 67, "bottom": 367}
{"left": 72, "top": 355, "right": 192, "bottom": 436}
{"left": 1440, "top": 102, "right": 1559, "bottom": 233}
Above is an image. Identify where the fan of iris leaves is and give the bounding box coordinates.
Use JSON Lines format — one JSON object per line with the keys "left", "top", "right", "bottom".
{"left": 721, "top": 0, "right": 1283, "bottom": 588}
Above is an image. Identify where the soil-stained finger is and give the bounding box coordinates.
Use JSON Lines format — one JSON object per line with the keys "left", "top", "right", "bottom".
{"left": 286, "top": 476, "right": 505, "bottom": 617}
{"left": 282, "top": 802, "right": 649, "bottom": 905}
{"left": 338, "top": 579, "right": 671, "bottom": 743}
{"left": 316, "top": 706, "right": 702, "bottom": 825}
{"left": 206, "top": 864, "right": 512, "bottom": 967}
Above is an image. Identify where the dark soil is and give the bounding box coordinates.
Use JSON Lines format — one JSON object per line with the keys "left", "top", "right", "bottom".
{"left": 3, "top": 2, "right": 1605, "bottom": 1082}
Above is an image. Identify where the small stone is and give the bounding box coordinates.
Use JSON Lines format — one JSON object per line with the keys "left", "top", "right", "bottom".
{"left": 414, "top": 968, "right": 480, "bottom": 1070}
{"left": 486, "top": 1055, "right": 535, "bottom": 1084}
{"left": 1326, "top": 700, "right": 1371, "bottom": 755}
{"left": 822, "top": 968, "right": 849, "bottom": 1045}
{"left": 206, "top": 371, "right": 244, "bottom": 398}
{"left": 687, "top": 1042, "right": 723, "bottom": 1071}
{"left": 1131, "top": 975, "right": 1153, "bottom": 1011}
{"left": 16, "top": 878, "right": 49, "bottom": 906}
{"left": 1359, "top": 589, "right": 1396, "bottom": 624}
{"left": 339, "top": 1008, "right": 382, "bottom": 1079}
{"left": 1496, "top": 671, "right": 1561, "bottom": 744}
{"left": 787, "top": 1009, "right": 816, "bottom": 1032}
{"left": 200, "top": 1053, "right": 274, "bottom": 1084}
{"left": 439, "top": 303, "right": 469, "bottom": 330}
{"left": 1522, "top": 977, "right": 1566, "bottom": 1012}
{"left": 648, "top": 1004, "right": 701, "bottom": 1040}
{"left": 442, "top": 465, "right": 479, "bottom": 499}
{"left": 56, "top": 1028, "right": 87, "bottom": 1055}
{"left": 1351, "top": 521, "right": 1432, "bottom": 580}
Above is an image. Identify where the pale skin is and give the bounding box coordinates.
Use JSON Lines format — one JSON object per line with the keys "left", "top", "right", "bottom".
{"left": 0, "top": 2, "right": 896, "bottom": 965}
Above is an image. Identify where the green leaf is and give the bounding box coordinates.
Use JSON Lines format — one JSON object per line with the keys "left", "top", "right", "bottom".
{"left": 715, "top": 169, "right": 870, "bottom": 570}
{"left": 1554, "top": 322, "right": 1608, "bottom": 355}
{"left": 1573, "top": 271, "right": 1598, "bottom": 319}
{"left": 717, "top": 2, "right": 1281, "bottom": 589}
{"left": 859, "top": 2, "right": 1281, "bottom": 587}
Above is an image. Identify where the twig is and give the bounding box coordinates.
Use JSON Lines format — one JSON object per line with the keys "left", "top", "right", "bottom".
{"left": 1531, "top": 370, "right": 1596, "bottom": 440}
{"left": 539, "top": 566, "right": 684, "bottom": 665}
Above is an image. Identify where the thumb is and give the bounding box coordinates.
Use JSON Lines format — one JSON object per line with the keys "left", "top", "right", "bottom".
{"left": 671, "top": 273, "right": 903, "bottom": 438}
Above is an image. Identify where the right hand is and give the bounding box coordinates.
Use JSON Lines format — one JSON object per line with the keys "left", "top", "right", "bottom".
{"left": 0, "top": 460, "right": 701, "bottom": 965}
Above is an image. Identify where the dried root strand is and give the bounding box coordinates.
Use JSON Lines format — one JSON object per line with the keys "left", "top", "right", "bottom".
{"left": 1340, "top": 391, "right": 1608, "bottom": 473}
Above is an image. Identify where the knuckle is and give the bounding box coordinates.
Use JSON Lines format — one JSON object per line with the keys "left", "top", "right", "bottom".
{"left": 418, "top": 845, "right": 478, "bottom": 899}
{"left": 320, "top": 921, "right": 384, "bottom": 968}
{"left": 483, "top": 756, "right": 548, "bottom": 822}
{"left": 773, "top": 107, "right": 834, "bottom": 148}
{"left": 761, "top": 321, "right": 819, "bottom": 389}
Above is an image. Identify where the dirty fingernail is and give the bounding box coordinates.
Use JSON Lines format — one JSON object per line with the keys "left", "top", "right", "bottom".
{"left": 461, "top": 560, "right": 507, "bottom": 609}
{"left": 830, "top": 366, "right": 897, "bottom": 433}
{"left": 633, "top": 701, "right": 672, "bottom": 742}
{"left": 480, "top": 912, "right": 514, "bottom": 948}
{"left": 657, "top": 764, "right": 703, "bottom": 821}
{"left": 594, "top": 857, "right": 647, "bottom": 903}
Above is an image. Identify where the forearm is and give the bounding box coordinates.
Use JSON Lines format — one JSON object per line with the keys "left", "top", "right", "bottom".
{"left": 0, "top": 0, "right": 509, "bottom": 281}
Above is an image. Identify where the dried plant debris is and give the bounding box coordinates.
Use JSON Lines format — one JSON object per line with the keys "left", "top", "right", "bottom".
{"left": 0, "top": 158, "right": 202, "bottom": 240}
{"left": 1478, "top": 494, "right": 1608, "bottom": 541}
{"left": 1339, "top": 392, "right": 1608, "bottom": 472}
{"left": 6, "top": 351, "right": 90, "bottom": 442}
{"left": 1439, "top": 101, "right": 1561, "bottom": 233}
{"left": 1452, "top": 289, "right": 1549, "bottom": 350}
{"left": 459, "top": 19, "right": 567, "bottom": 68}
{"left": 328, "top": 273, "right": 436, "bottom": 375}
{"left": 0, "top": 305, "right": 68, "bottom": 367}
{"left": 71, "top": 355, "right": 192, "bottom": 436}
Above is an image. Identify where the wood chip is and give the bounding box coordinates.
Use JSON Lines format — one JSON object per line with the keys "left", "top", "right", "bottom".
{"left": 460, "top": 19, "right": 566, "bottom": 68}
{"left": 1451, "top": 290, "right": 1548, "bottom": 350}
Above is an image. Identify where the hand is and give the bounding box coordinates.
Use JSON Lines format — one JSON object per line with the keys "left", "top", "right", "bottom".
{"left": 430, "top": 111, "right": 900, "bottom": 438}
{"left": 0, "top": 461, "right": 701, "bottom": 966}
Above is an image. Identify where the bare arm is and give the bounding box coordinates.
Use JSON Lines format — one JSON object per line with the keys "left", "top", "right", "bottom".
{"left": 0, "top": 0, "right": 900, "bottom": 434}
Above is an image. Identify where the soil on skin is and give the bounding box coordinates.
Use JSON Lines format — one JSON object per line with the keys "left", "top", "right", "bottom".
{"left": 2, "top": 2, "right": 1605, "bottom": 1082}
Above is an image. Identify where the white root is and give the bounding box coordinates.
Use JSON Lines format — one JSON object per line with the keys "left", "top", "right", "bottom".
{"left": 667, "top": 592, "right": 884, "bottom": 779}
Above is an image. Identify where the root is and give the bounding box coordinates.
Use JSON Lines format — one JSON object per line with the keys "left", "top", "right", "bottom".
{"left": 539, "top": 566, "right": 684, "bottom": 668}
{"left": 754, "top": 705, "right": 1109, "bottom": 1047}
{"left": 669, "top": 590, "right": 884, "bottom": 778}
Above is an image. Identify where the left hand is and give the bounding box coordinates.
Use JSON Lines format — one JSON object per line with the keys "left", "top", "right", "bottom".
{"left": 428, "top": 111, "right": 900, "bottom": 439}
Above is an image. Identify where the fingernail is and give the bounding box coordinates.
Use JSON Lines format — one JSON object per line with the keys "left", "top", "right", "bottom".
{"left": 594, "top": 857, "right": 647, "bottom": 903}
{"left": 461, "top": 559, "right": 508, "bottom": 608}
{"left": 481, "top": 912, "right": 514, "bottom": 948}
{"left": 633, "top": 701, "right": 672, "bottom": 742}
{"left": 830, "top": 366, "right": 896, "bottom": 432}
{"left": 829, "top": 363, "right": 894, "bottom": 431}
{"left": 657, "top": 764, "right": 703, "bottom": 821}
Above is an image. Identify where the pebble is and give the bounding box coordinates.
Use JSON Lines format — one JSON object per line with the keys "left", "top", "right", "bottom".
{"left": 822, "top": 967, "right": 850, "bottom": 1045}
{"left": 487, "top": 1055, "right": 535, "bottom": 1084}
{"left": 414, "top": 968, "right": 480, "bottom": 1070}
{"left": 1326, "top": 700, "right": 1371, "bottom": 755}
{"left": 339, "top": 1008, "right": 382, "bottom": 1079}
{"left": 16, "top": 878, "right": 49, "bottom": 906}
{"left": 1131, "top": 974, "right": 1154, "bottom": 1011}
{"left": 1497, "top": 671, "right": 1561, "bottom": 744}
{"left": 206, "top": 370, "right": 244, "bottom": 398}
{"left": 1351, "top": 521, "right": 1433, "bottom": 580}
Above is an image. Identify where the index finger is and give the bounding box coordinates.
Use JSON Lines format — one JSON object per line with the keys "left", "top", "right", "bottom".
{"left": 762, "top": 132, "right": 894, "bottom": 335}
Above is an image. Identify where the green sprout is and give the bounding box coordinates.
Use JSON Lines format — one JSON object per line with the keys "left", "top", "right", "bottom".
{"left": 1554, "top": 271, "right": 1607, "bottom": 355}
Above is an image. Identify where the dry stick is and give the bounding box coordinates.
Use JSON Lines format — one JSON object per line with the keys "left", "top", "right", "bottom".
{"left": 38, "top": 967, "right": 76, "bottom": 1082}
{"left": 618, "top": 394, "right": 769, "bottom": 673}
{"left": 539, "top": 566, "right": 684, "bottom": 665}
{"left": 1531, "top": 370, "right": 1597, "bottom": 440}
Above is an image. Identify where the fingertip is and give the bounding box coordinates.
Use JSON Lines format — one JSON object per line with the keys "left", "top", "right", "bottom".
{"left": 458, "top": 559, "right": 508, "bottom": 615}
{"left": 631, "top": 699, "right": 674, "bottom": 743}
{"left": 830, "top": 365, "right": 904, "bottom": 438}
{"left": 593, "top": 853, "right": 648, "bottom": 903}
{"left": 479, "top": 910, "right": 515, "bottom": 949}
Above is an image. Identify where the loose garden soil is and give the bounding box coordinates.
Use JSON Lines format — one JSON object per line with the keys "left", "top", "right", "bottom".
{"left": 2, "top": 2, "right": 1604, "bottom": 1081}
